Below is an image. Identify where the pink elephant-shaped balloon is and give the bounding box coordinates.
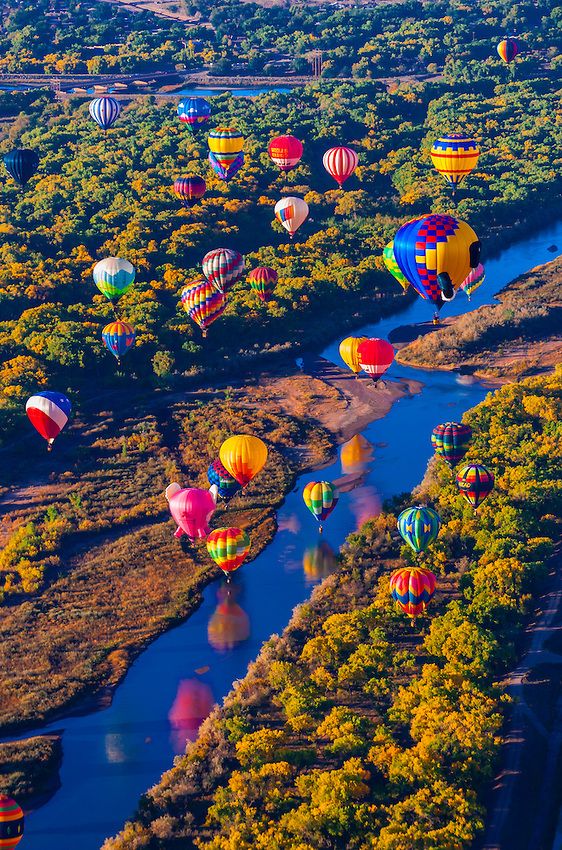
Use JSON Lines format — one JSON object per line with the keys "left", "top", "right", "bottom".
{"left": 167, "top": 486, "right": 217, "bottom": 539}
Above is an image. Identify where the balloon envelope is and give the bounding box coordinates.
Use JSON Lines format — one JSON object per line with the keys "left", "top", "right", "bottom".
{"left": 397, "top": 505, "right": 441, "bottom": 554}
{"left": 102, "top": 321, "right": 136, "bottom": 360}
{"left": 174, "top": 175, "right": 206, "bottom": 207}
{"left": 248, "top": 267, "right": 278, "bottom": 302}
{"left": 430, "top": 134, "right": 480, "bottom": 189}
{"left": 431, "top": 422, "right": 472, "bottom": 467}
{"left": 383, "top": 241, "right": 409, "bottom": 294}
{"left": 339, "top": 336, "right": 367, "bottom": 374}
{"left": 322, "top": 146, "right": 358, "bottom": 188}
{"left": 89, "top": 97, "right": 120, "bottom": 130}
{"left": 497, "top": 37, "right": 519, "bottom": 63}
{"left": 206, "top": 526, "right": 250, "bottom": 574}
{"left": 274, "top": 196, "right": 309, "bottom": 237}
{"left": 268, "top": 135, "right": 303, "bottom": 171}
{"left": 202, "top": 248, "right": 245, "bottom": 294}
{"left": 219, "top": 435, "right": 268, "bottom": 486}
{"left": 26, "top": 391, "right": 71, "bottom": 447}
{"left": 460, "top": 263, "right": 485, "bottom": 299}
{"left": 4, "top": 148, "right": 39, "bottom": 186}
{"left": 390, "top": 566, "right": 436, "bottom": 620}
{"left": 168, "top": 487, "right": 216, "bottom": 539}
{"left": 456, "top": 463, "right": 494, "bottom": 508}
{"left": 0, "top": 794, "right": 24, "bottom": 850}
{"left": 181, "top": 278, "right": 227, "bottom": 334}
{"left": 177, "top": 97, "right": 211, "bottom": 132}
{"left": 207, "top": 459, "right": 241, "bottom": 501}
{"left": 93, "top": 257, "right": 135, "bottom": 301}
{"left": 357, "top": 338, "right": 394, "bottom": 382}
{"left": 303, "top": 481, "right": 339, "bottom": 523}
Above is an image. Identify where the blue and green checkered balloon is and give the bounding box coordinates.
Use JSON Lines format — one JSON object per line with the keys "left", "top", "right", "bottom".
{"left": 397, "top": 505, "right": 441, "bottom": 554}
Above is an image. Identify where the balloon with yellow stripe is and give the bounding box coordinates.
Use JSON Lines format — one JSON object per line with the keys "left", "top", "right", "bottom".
{"left": 0, "top": 795, "right": 24, "bottom": 850}
{"left": 430, "top": 134, "right": 480, "bottom": 193}
{"left": 206, "top": 527, "right": 250, "bottom": 577}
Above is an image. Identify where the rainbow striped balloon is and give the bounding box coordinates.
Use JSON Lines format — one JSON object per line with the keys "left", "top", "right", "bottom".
{"left": 383, "top": 241, "right": 409, "bottom": 294}
{"left": 208, "top": 127, "right": 244, "bottom": 181}
{"left": 460, "top": 263, "right": 485, "bottom": 299}
{"left": 430, "top": 134, "right": 480, "bottom": 190}
{"left": 248, "top": 267, "right": 278, "bottom": 302}
{"left": 206, "top": 527, "right": 250, "bottom": 575}
{"left": 456, "top": 463, "right": 495, "bottom": 509}
{"left": 181, "top": 277, "right": 227, "bottom": 337}
{"left": 497, "top": 37, "right": 519, "bottom": 64}
{"left": 102, "top": 320, "right": 136, "bottom": 360}
{"left": 390, "top": 566, "right": 436, "bottom": 621}
{"left": 0, "top": 795, "right": 24, "bottom": 849}
{"left": 303, "top": 481, "right": 339, "bottom": 525}
{"left": 431, "top": 422, "right": 472, "bottom": 467}
{"left": 202, "top": 248, "right": 245, "bottom": 294}
{"left": 397, "top": 506, "right": 441, "bottom": 554}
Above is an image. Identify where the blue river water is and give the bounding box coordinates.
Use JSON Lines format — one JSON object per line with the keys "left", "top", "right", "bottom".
{"left": 14, "top": 221, "right": 562, "bottom": 849}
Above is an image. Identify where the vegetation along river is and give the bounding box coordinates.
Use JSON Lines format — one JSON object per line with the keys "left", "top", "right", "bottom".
{"left": 11, "top": 220, "right": 562, "bottom": 849}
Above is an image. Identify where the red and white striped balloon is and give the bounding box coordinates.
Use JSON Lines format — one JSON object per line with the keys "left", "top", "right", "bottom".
{"left": 322, "top": 146, "right": 358, "bottom": 188}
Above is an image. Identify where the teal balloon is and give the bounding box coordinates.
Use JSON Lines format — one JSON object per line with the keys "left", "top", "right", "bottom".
{"left": 397, "top": 506, "right": 440, "bottom": 554}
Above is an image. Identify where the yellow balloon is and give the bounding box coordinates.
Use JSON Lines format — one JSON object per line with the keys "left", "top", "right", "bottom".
{"left": 339, "top": 336, "right": 367, "bottom": 374}
{"left": 219, "top": 435, "right": 268, "bottom": 487}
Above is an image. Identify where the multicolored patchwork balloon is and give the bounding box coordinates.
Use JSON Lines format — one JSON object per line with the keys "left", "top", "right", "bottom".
{"left": 248, "top": 266, "right": 278, "bottom": 302}
{"left": 0, "top": 795, "right": 24, "bottom": 850}
{"left": 102, "top": 320, "right": 136, "bottom": 361}
{"left": 93, "top": 257, "right": 135, "bottom": 302}
{"left": 390, "top": 566, "right": 437, "bottom": 622}
{"left": 219, "top": 435, "right": 268, "bottom": 487}
{"left": 181, "top": 277, "right": 227, "bottom": 337}
{"left": 430, "top": 134, "right": 480, "bottom": 191}
{"left": 397, "top": 506, "right": 441, "bottom": 554}
{"left": 460, "top": 263, "right": 485, "bottom": 299}
{"left": 208, "top": 127, "right": 244, "bottom": 182}
{"left": 431, "top": 422, "right": 473, "bottom": 467}
{"left": 202, "top": 248, "right": 245, "bottom": 294}
{"left": 383, "top": 241, "right": 409, "bottom": 294}
{"left": 207, "top": 459, "right": 241, "bottom": 501}
{"left": 456, "top": 463, "right": 495, "bottom": 509}
{"left": 206, "top": 527, "right": 251, "bottom": 576}
{"left": 209, "top": 150, "right": 244, "bottom": 182}
{"left": 177, "top": 97, "right": 211, "bottom": 133}
{"left": 26, "top": 391, "right": 71, "bottom": 451}
{"left": 303, "top": 480, "right": 339, "bottom": 530}
{"left": 174, "top": 175, "right": 206, "bottom": 208}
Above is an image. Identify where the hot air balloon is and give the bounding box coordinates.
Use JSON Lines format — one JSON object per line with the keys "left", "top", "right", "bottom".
{"left": 390, "top": 566, "right": 436, "bottom": 622}
{"left": 497, "top": 36, "right": 519, "bottom": 64}
{"left": 339, "top": 336, "right": 367, "bottom": 376}
{"left": 303, "top": 540, "right": 337, "bottom": 581}
{"left": 26, "top": 391, "right": 71, "bottom": 451}
{"left": 268, "top": 135, "right": 303, "bottom": 171}
{"left": 3, "top": 148, "right": 39, "bottom": 187}
{"left": 219, "top": 435, "right": 268, "bottom": 487}
{"left": 248, "top": 266, "right": 278, "bottom": 302}
{"left": 303, "top": 480, "right": 339, "bottom": 532}
{"left": 460, "top": 263, "right": 485, "bottom": 300}
{"left": 208, "top": 585, "right": 250, "bottom": 650}
{"left": 101, "top": 320, "right": 136, "bottom": 361}
{"left": 174, "top": 175, "right": 207, "bottom": 208}
{"left": 274, "top": 196, "right": 309, "bottom": 238}
{"left": 202, "top": 248, "right": 245, "bottom": 294}
{"left": 206, "top": 527, "right": 250, "bottom": 577}
{"left": 323, "top": 146, "right": 358, "bottom": 188}
{"left": 208, "top": 127, "right": 244, "bottom": 182}
{"left": 177, "top": 96, "right": 211, "bottom": 133}
{"left": 383, "top": 241, "right": 409, "bottom": 294}
{"left": 430, "top": 134, "right": 480, "bottom": 192}
{"left": 207, "top": 459, "right": 241, "bottom": 501}
{"left": 0, "top": 795, "right": 24, "bottom": 850}
{"left": 357, "top": 338, "right": 395, "bottom": 385}
{"left": 93, "top": 257, "right": 135, "bottom": 303}
{"left": 393, "top": 214, "right": 481, "bottom": 310}
{"left": 431, "top": 422, "right": 473, "bottom": 467}
{"left": 397, "top": 506, "right": 441, "bottom": 555}
{"left": 166, "top": 486, "right": 216, "bottom": 539}
{"left": 181, "top": 277, "right": 227, "bottom": 337}
{"left": 456, "top": 463, "right": 494, "bottom": 509}
{"left": 89, "top": 96, "right": 120, "bottom": 131}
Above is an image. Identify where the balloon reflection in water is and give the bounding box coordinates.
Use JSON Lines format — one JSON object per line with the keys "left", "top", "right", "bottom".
{"left": 208, "top": 584, "right": 250, "bottom": 651}
{"left": 340, "top": 434, "right": 373, "bottom": 477}
{"left": 168, "top": 679, "right": 214, "bottom": 754}
{"left": 303, "top": 539, "right": 338, "bottom": 582}
{"left": 349, "top": 485, "right": 382, "bottom": 529}
{"left": 277, "top": 512, "right": 301, "bottom": 535}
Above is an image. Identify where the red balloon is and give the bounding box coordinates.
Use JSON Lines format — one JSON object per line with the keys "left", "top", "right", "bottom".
{"left": 268, "top": 135, "right": 303, "bottom": 171}
{"left": 357, "top": 338, "right": 394, "bottom": 383}
{"left": 322, "top": 146, "right": 358, "bottom": 188}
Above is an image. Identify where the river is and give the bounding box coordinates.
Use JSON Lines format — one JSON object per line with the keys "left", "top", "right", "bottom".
{"left": 14, "top": 221, "right": 562, "bottom": 849}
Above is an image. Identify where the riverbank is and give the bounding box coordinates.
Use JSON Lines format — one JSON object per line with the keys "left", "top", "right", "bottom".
{"left": 394, "top": 255, "right": 562, "bottom": 383}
